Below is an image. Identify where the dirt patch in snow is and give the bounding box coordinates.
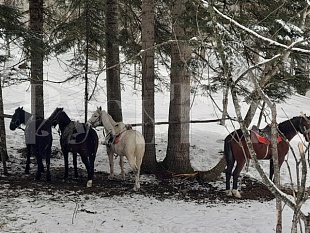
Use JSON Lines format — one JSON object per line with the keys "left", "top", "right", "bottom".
{"left": 0, "top": 164, "right": 276, "bottom": 204}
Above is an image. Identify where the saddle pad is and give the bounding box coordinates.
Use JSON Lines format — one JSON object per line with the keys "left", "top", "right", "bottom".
{"left": 114, "top": 134, "right": 122, "bottom": 144}
{"left": 251, "top": 130, "right": 282, "bottom": 144}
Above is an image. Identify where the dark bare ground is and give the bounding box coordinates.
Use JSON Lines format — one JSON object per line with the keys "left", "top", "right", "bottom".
{"left": 0, "top": 147, "right": 281, "bottom": 203}
{"left": 0, "top": 165, "right": 275, "bottom": 204}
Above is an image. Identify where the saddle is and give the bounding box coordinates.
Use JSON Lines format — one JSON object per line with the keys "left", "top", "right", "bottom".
{"left": 104, "top": 123, "right": 132, "bottom": 147}
{"left": 251, "top": 125, "right": 282, "bottom": 144}
{"left": 62, "top": 121, "right": 89, "bottom": 144}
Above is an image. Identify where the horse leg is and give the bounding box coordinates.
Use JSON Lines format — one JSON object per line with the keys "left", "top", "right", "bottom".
{"left": 73, "top": 153, "right": 78, "bottom": 178}
{"left": 269, "top": 159, "right": 274, "bottom": 181}
{"left": 86, "top": 153, "right": 96, "bottom": 188}
{"left": 120, "top": 155, "right": 125, "bottom": 180}
{"left": 35, "top": 147, "right": 42, "bottom": 181}
{"left": 81, "top": 155, "right": 92, "bottom": 187}
{"left": 107, "top": 147, "right": 115, "bottom": 179}
{"left": 127, "top": 154, "right": 140, "bottom": 191}
{"left": 225, "top": 158, "right": 235, "bottom": 196}
{"left": 231, "top": 160, "right": 245, "bottom": 198}
{"left": 25, "top": 144, "right": 31, "bottom": 174}
{"left": 224, "top": 137, "right": 235, "bottom": 196}
{"left": 45, "top": 146, "right": 51, "bottom": 182}
{"left": 133, "top": 150, "right": 144, "bottom": 191}
{"left": 63, "top": 151, "right": 69, "bottom": 179}
{"left": 134, "top": 167, "right": 141, "bottom": 192}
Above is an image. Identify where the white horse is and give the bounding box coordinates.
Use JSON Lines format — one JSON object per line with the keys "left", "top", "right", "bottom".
{"left": 87, "top": 107, "right": 145, "bottom": 191}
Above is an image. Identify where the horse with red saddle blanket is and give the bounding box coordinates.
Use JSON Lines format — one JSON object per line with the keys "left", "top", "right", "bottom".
{"left": 224, "top": 115, "right": 310, "bottom": 198}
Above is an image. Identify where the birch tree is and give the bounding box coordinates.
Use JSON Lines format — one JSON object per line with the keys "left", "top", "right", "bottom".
{"left": 208, "top": 2, "right": 310, "bottom": 231}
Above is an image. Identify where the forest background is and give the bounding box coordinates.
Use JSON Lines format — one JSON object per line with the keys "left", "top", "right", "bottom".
{"left": 1, "top": 0, "right": 310, "bottom": 232}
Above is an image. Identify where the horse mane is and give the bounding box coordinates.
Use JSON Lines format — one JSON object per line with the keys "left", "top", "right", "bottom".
{"left": 278, "top": 116, "right": 301, "bottom": 136}
{"left": 58, "top": 111, "right": 71, "bottom": 127}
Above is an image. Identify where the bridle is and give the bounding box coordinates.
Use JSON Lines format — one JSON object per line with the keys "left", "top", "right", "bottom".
{"left": 88, "top": 109, "right": 102, "bottom": 127}
{"left": 299, "top": 117, "right": 310, "bottom": 136}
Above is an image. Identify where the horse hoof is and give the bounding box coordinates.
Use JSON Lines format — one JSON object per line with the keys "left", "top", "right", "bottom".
{"left": 225, "top": 190, "right": 233, "bottom": 196}
{"left": 232, "top": 189, "right": 241, "bottom": 198}
{"left": 86, "top": 180, "right": 93, "bottom": 188}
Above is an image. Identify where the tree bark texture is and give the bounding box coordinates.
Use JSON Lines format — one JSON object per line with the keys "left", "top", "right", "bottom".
{"left": 163, "top": 0, "right": 193, "bottom": 173}
{"left": 0, "top": 79, "right": 8, "bottom": 175}
{"left": 29, "top": 0, "right": 44, "bottom": 118}
{"left": 105, "top": 0, "right": 122, "bottom": 122}
{"left": 141, "top": 0, "right": 157, "bottom": 173}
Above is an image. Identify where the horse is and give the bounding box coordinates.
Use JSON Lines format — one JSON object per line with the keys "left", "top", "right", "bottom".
{"left": 48, "top": 107, "right": 98, "bottom": 187}
{"left": 87, "top": 106, "right": 145, "bottom": 191}
{"left": 225, "top": 115, "right": 310, "bottom": 198}
{"left": 9, "top": 107, "right": 52, "bottom": 181}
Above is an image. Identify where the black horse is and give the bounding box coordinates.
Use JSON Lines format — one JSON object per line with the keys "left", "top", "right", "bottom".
{"left": 9, "top": 107, "right": 52, "bottom": 181}
{"left": 48, "top": 107, "right": 98, "bottom": 187}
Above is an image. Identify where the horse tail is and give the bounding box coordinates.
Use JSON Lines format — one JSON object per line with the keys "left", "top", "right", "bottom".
{"left": 224, "top": 134, "right": 234, "bottom": 169}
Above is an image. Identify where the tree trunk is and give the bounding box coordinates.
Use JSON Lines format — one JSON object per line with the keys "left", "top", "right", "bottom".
{"left": 197, "top": 156, "right": 226, "bottom": 182}
{"left": 163, "top": 0, "right": 193, "bottom": 174}
{"left": 0, "top": 78, "right": 8, "bottom": 175}
{"left": 29, "top": 0, "right": 44, "bottom": 118}
{"left": 105, "top": 0, "right": 122, "bottom": 121}
{"left": 220, "top": 85, "right": 229, "bottom": 126}
{"left": 84, "top": 0, "right": 90, "bottom": 123}
{"left": 141, "top": 0, "right": 157, "bottom": 173}
{"left": 270, "top": 105, "right": 282, "bottom": 233}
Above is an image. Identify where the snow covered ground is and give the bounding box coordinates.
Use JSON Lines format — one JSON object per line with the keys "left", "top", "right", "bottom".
{"left": 0, "top": 51, "right": 310, "bottom": 232}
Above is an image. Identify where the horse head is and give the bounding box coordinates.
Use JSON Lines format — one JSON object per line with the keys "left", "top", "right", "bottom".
{"left": 48, "top": 107, "right": 64, "bottom": 127}
{"left": 10, "top": 107, "right": 25, "bottom": 130}
{"left": 87, "top": 106, "right": 102, "bottom": 127}
{"left": 299, "top": 114, "right": 310, "bottom": 142}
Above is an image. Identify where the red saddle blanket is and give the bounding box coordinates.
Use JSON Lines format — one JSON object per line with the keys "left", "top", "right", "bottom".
{"left": 114, "top": 134, "right": 122, "bottom": 144}
{"left": 251, "top": 130, "right": 282, "bottom": 144}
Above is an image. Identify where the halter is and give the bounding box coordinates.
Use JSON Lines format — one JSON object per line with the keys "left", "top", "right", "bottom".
{"left": 11, "top": 118, "right": 24, "bottom": 131}
{"left": 299, "top": 117, "right": 310, "bottom": 136}
{"left": 88, "top": 109, "right": 102, "bottom": 127}
{"left": 11, "top": 109, "right": 29, "bottom": 131}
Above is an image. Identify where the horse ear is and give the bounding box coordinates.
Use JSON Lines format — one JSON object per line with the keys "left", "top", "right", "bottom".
{"left": 99, "top": 106, "right": 102, "bottom": 111}
{"left": 21, "top": 107, "right": 23, "bottom": 110}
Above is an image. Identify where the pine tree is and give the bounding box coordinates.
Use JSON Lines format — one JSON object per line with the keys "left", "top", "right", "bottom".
{"left": 163, "top": 0, "right": 193, "bottom": 173}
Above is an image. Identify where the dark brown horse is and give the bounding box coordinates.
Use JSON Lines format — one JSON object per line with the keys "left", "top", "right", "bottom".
{"left": 49, "top": 108, "right": 98, "bottom": 187}
{"left": 225, "top": 116, "right": 310, "bottom": 198}
{"left": 9, "top": 107, "right": 52, "bottom": 181}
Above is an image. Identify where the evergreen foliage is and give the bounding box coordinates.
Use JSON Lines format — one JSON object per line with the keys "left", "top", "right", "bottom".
{"left": 48, "top": 0, "right": 105, "bottom": 60}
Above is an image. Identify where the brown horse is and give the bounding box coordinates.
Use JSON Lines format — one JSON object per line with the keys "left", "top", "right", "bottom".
{"left": 49, "top": 108, "right": 98, "bottom": 187}
{"left": 225, "top": 116, "right": 310, "bottom": 198}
